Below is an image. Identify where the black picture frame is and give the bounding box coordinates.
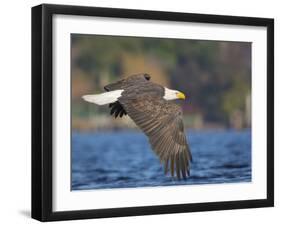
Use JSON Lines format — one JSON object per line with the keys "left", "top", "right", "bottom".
{"left": 31, "top": 3, "right": 274, "bottom": 222}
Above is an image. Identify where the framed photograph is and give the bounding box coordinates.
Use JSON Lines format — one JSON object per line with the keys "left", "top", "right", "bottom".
{"left": 32, "top": 4, "right": 274, "bottom": 221}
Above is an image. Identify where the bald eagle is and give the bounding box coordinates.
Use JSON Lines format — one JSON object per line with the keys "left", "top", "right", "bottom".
{"left": 82, "top": 73, "right": 192, "bottom": 179}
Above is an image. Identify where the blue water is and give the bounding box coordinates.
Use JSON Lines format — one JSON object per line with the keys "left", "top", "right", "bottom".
{"left": 71, "top": 129, "right": 251, "bottom": 190}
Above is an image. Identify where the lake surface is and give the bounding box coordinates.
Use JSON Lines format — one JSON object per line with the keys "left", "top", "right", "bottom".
{"left": 72, "top": 129, "right": 251, "bottom": 190}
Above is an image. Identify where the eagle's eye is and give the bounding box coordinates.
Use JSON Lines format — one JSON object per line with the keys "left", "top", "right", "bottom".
{"left": 144, "top": 73, "right": 151, "bottom": 80}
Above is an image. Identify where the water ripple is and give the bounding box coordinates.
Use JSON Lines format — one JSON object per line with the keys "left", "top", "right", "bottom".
{"left": 72, "top": 129, "right": 251, "bottom": 190}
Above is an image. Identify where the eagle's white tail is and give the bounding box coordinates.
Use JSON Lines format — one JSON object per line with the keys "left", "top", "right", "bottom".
{"left": 82, "top": 89, "right": 124, "bottom": 105}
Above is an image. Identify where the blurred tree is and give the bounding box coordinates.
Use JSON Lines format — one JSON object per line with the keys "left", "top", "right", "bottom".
{"left": 71, "top": 34, "right": 251, "bottom": 130}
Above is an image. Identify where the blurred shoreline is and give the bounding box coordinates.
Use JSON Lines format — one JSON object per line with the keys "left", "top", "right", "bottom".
{"left": 72, "top": 115, "right": 249, "bottom": 132}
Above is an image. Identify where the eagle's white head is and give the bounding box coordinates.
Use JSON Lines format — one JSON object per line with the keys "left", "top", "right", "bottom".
{"left": 164, "top": 87, "right": 186, "bottom": 101}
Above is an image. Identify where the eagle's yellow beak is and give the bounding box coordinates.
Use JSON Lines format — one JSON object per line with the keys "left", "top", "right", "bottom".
{"left": 176, "top": 91, "right": 186, "bottom": 100}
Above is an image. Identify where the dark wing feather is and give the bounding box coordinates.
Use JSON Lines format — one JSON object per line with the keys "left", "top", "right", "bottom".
{"left": 109, "top": 102, "right": 127, "bottom": 118}
{"left": 119, "top": 95, "right": 192, "bottom": 179}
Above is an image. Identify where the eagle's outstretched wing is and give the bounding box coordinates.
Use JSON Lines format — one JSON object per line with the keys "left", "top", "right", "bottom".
{"left": 119, "top": 95, "right": 192, "bottom": 179}
{"left": 104, "top": 73, "right": 150, "bottom": 91}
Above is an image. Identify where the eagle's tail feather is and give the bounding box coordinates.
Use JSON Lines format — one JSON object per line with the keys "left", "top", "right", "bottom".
{"left": 82, "top": 90, "right": 123, "bottom": 105}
